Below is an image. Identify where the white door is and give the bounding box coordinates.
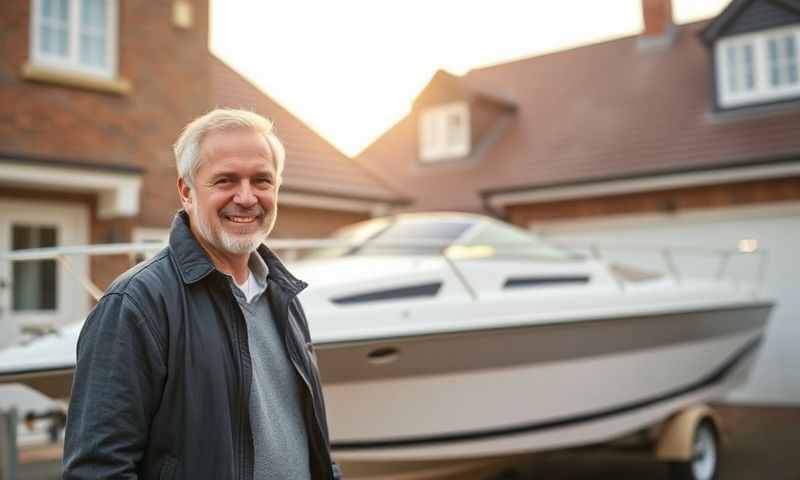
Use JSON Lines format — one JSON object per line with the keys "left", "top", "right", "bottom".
{"left": 533, "top": 203, "right": 800, "bottom": 406}
{"left": 0, "top": 199, "right": 89, "bottom": 348}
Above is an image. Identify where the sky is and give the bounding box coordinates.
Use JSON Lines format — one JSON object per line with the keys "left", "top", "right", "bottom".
{"left": 211, "top": 0, "right": 731, "bottom": 157}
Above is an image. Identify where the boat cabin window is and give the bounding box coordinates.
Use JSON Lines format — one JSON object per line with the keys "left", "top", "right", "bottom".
{"left": 331, "top": 282, "right": 442, "bottom": 305}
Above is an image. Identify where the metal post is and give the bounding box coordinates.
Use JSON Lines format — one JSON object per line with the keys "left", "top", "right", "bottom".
{"left": 662, "top": 248, "right": 681, "bottom": 285}
{"left": 715, "top": 251, "right": 731, "bottom": 282}
{"left": 441, "top": 254, "right": 478, "bottom": 301}
{"left": 0, "top": 408, "right": 18, "bottom": 480}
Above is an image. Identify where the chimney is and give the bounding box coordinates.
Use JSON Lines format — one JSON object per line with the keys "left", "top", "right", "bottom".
{"left": 639, "top": 0, "right": 676, "bottom": 50}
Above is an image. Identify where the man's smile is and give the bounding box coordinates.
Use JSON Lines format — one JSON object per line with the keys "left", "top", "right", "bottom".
{"left": 224, "top": 215, "right": 260, "bottom": 224}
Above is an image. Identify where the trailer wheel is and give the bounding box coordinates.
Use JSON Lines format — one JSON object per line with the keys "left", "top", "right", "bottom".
{"left": 668, "top": 419, "right": 719, "bottom": 480}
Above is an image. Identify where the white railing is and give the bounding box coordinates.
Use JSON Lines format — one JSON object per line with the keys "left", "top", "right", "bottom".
{"left": 0, "top": 239, "right": 769, "bottom": 303}
{"left": 552, "top": 242, "right": 769, "bottom": 294}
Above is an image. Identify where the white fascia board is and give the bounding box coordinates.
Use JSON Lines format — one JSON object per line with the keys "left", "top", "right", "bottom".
{"left": 1, "top": 161, "right": 142, "bottom": 218}
{"left": 280, "top": 190, "right": 391, "bottom": 217}
{"left": 529, "top": 201, "right": 800, "bottom": 234}
{"left": 488, "top": 160, "right": 800, "bottom": 210}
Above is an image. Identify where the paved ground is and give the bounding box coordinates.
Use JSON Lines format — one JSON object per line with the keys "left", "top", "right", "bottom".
{"left": 473, "top": 405, "right": 800, "bottom": 480}
{"left": 13, "top": 405, "right": 800, "bottom": 479}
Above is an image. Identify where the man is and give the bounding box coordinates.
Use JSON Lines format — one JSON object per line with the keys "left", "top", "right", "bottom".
{"left": 63, "top": 109, "right": 341, "bottom": 479}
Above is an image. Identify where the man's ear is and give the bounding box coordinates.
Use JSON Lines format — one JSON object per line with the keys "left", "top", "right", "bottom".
{"left": 177, "top": 177, "right": 193, "bottom": 210}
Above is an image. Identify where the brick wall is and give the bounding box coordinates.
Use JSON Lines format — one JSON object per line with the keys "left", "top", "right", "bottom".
{"left": 0, "top": 0, "right": 212, "bottom": 288}
{"left": 506, "top": 176, "right": 800, "bottom": 226}
{"left": 273, "top": 205, "right": 369, "bottom": 239}
{"left": 0, "top": 0, "right": 211, "bottom": 229}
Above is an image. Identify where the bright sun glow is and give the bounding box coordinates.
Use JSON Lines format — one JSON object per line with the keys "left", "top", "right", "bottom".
{"left": 211, "top": 0, "right": 730, "bottom": 157}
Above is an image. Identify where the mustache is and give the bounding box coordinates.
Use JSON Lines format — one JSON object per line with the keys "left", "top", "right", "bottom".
{"left": 219, "top": 205, "right": 265, "bottom": 217}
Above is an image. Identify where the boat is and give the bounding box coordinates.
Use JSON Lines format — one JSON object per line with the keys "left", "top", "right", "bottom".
{"left": 291, "top": 213, "right": 772, "bottom": 465}
{"left": 0, "top": 213, "right": 773, "bottom": 475}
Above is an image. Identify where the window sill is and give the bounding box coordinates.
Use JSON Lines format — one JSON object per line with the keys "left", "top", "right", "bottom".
{"left": 22, "top": 63, "right": 131, "bottom": 96}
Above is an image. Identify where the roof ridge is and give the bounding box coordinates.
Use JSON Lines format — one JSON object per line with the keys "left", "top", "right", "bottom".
{"left": 465, "top": 19, "right": 712, "bottom": 77}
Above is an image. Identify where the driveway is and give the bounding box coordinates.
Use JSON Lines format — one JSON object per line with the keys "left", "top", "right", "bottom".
{"left": 15, "top": 405, "right": 800, "bottom": 480}
{"left": 480, "top": 405, "right": 800, "bottom": 480}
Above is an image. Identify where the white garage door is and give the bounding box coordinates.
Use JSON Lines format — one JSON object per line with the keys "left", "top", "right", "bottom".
{"left": 534, "top": 203, "right": 800, "bottom": 406}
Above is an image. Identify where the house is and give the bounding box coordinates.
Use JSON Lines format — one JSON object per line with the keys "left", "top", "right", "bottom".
{"left": 356, "top": 0, "right": 800, "bottom": 405}
{"left": 0, "top": 0, "right": 406, "bottom": 348}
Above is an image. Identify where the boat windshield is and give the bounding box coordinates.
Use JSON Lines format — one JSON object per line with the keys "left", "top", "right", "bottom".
{"left": 299, "top": 216, "right": 578, "bottom": 260}
{"left": 355, "top": 219, "right": 475, "bottom": 256}
{"left": 459, "top": 220, "right": 579, "bottom": 261}
{"left": 298, "top": 217, "right": 392, "bottom": 260}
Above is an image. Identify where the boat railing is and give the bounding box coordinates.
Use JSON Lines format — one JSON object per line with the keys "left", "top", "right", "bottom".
{"left": 550, "top": 241, "right": 769, "bottom": 294}
{"left": 1, "top": 239, "right": 768, "bottom": 304}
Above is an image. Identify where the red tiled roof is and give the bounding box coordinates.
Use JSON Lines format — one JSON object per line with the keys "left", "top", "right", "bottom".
{"left": 210, "top": 55, "right": 406, "bottom": 204}
{"left": 357, "top": 21, "right": 800, "bottom": 212}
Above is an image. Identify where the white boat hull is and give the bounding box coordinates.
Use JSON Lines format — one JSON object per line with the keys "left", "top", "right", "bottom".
{"left": 317, "top": 303, "right": 770, "bottom": 461}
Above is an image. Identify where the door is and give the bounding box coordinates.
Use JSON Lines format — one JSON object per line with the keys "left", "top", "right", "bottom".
{"left": 0, "top": 199, "right": 89, "bottom": 349}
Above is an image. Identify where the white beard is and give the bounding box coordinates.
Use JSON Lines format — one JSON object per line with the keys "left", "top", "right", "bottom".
{"left": 191, "top": 195, "right": 275, "bottom": 256}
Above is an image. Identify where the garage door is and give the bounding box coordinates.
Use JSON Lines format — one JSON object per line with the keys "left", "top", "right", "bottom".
{"left": 534, "top": 203, "right": 800, "bottom": 406}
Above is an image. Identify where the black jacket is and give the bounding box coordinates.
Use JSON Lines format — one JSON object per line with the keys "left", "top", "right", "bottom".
{"left": 63, "top": 211, "right": 341, "bottom": 480}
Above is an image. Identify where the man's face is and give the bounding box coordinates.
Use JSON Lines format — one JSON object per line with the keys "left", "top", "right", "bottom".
{"left": 179, "top": 127, "right": 279, "bottom": 258}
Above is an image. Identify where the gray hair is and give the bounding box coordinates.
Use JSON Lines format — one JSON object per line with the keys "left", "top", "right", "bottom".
{"left": 173, "top": 108, "right": 286, "bottom": 188}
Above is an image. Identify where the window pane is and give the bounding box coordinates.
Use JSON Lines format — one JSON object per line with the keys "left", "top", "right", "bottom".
{"left": 40, "top": 25, "right": 54, "bottom": 54}
{"left": 768, "top": 39, "right": 781, "bottom": 86}
{"left": 11, "top": 225, "right": 58, "bottom": 311}
{"left": 80, "top": 35, "right": 106, "bottom": 67}
{"left": 726, "top": 46, "right": 738, "bottom": 93}
{"left": 79, "top": 0, "right": 108, "bottom": 68}
{"left": 12, "top": 225, "right": 32, "bottom": 250}
{"left": 81, "top": 0, "right": 107, "bottom": 31}
{"left": 38, "top": 0, "right": 70, "bottom": 59}
{"left": 42, "top": 0, "right": 68, "bottom": 21}
{"left": 42, "top": 0, "right": 54, "bottom": 18}
{"left": 39, "top": 227, "right": 57, "bottom": 248}
{"left": 446, "top": 112, "right": 464, "bottom": 147}
{"left": 768, "top": 38, "right": 779, "bottom": 61}
{"left": 742, "top": 44, "right": 755, "bottom": 90}
{"left": 787, "top": 36, "right": 798, "bottom": 85}
{"left": 57, "top": 0, "right": 68, "bottom": 22}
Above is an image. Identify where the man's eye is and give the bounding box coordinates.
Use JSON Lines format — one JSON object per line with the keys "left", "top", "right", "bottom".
{"left": 255, "top": 177, "right": 273, "bottom": 185}
{"left": 214, "top": 178, "right": 231, "bottom": 185}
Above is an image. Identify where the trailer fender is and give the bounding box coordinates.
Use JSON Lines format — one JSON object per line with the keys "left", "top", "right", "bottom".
{"left": 655, "top": 404, "right": 722, "bottom": 461}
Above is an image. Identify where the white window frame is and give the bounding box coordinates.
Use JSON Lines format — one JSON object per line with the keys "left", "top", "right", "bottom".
{"left": 716, "top": 24, "right": 800, "bottom": 108}
{"left": 418, "top": 102, "right": 471, "bottom": 163}
{"left": 30, "top": 0, "right": 119, "bottom": 80}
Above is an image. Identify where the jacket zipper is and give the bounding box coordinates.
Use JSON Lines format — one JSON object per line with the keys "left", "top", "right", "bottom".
{"left": 284, "top": 304, "right": 333, "bottom": 480}
{"left": 226, "top": 285, "right": 250, "bottom": 480}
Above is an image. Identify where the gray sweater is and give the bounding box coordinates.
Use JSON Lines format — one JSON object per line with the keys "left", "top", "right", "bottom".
{"left": 230, "top": 254, "right": 311, "bottom": 480}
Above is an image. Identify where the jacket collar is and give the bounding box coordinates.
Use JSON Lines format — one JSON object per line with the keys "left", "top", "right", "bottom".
{"left": 168, "top": 210, "right": 307, "bottom": 297}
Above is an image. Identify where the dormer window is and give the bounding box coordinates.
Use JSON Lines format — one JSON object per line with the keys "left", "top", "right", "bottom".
{"left": 30, "top": 0, "right": 119, "bottom": 80}
{"left": 767, "top": 33, "right": 798, "bottom": 87}
{"left": 418, "top": 102, "right": 470, "bottom": 163}
{"left": 716, "top": 25, "right": 800, "bottom": 108}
